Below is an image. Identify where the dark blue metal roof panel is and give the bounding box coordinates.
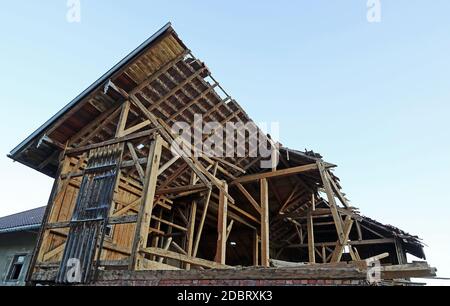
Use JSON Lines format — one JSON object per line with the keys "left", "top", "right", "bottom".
{"left": 0, "top": 206, "right": 45, "bottom": 234}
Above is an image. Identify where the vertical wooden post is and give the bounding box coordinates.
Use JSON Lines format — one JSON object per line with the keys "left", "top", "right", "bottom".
{"left": 192, "top": 163, "right": 218, "bottom": 258}
{"left": 394, "top": 238, "right": 407, "bottom": 265}
{"left": 215, "top": 181, "right": 228, "bottom": 265}
{"left": 260, "top": 178, "right": 270, "bottom": 267}
{"left": 322, "top": 245, "right": 327, "bottom": 263}
{"left": 186, "top": 199, "right": 197, "bottom": 270}
{"left": 130, "top": 134, "right": 162, "bottom": 270}
{"left": 307, "top": 210, "right": 315, "bottom": 263}
{"left": 253, "top": 231, "right": 259, "bottom": 266}
{"left": 150, "top": 209, "right": 163, "bottom": 261}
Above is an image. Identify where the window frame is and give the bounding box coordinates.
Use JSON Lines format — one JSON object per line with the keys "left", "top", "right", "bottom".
{"left": 6, "top": 253, "right": 28, "bottom": 282}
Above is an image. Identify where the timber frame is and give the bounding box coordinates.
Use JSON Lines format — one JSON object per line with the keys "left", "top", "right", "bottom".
{"left": 8, "top": 23, "right": 430, "bottom": 284}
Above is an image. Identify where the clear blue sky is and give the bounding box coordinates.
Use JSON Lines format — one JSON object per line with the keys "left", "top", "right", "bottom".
{"left": 0, "top": 1, "right": 449, "bottom": 284}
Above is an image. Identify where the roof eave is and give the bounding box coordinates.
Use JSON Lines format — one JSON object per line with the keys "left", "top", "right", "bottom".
{"left": 8, "top": 22, "right": 175, "bottom": 161}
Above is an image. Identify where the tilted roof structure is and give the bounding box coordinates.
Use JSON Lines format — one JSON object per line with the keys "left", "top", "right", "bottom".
{"left": 8, "top": 23, "right": 431, "bottom": 284}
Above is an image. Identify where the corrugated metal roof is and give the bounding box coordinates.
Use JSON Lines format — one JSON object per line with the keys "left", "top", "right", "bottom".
{"left": 0, "top": 206, "right": 45, "bottom": 234}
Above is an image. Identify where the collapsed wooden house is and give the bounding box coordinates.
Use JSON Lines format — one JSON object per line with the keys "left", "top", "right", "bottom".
{"left": 8, "top": 23, "right": 435, "bottom": 285}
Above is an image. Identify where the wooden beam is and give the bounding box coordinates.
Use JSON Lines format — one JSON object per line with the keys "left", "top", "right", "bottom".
{"left": 317, "top": 161, "right": 345, "bottom": 244}
{"left": 260, "top": 178, "right": 270, "bottom": 267}
{"left": 130, "top": 96, "right": 212, "bottom": 189}
{"left": 326, "top": 170, "right": 350, "bottom": 208}
{"left": 186, "top": 198, "right": 197, "bottom": 270}
{"left": 116, "top": 101, "right": 130, "bottom": 137}
{"left": 287, "top": 238, "right": 395, "bottom": 249}
{"left": 140, "top": 248, "right": 232, "bottom": 270}
{"left": 158, "top": 155, "right": 180, "bottom": 175}
{"left": 172, "top": 241, "right": 188, "bottom": 256}
{"left": 231, "top": 163, "right": 318, "bottom": 185}
{"left": 235, "top": 183, "right": 261, "bottom": 214}
{"left": 253, "top": 231, "right": 259, "bottom": 266}
{"left": 278, "top": 182, "right": 301, "bottom": 214}
{"left": 215, "top": 182, "right": 228, "bottom": 265}
{"left": 68, "top": 104, "right": 121, "bottom": 146}
{"left": 127, "top": 142, "right": 145, "bottom": 182}
{"left": 48, "top": 229, "right": 131, "bottom": 256}
{"left": 122, "top": 120, "right": 151, "bottom": 137}
{"left": 156, "top": 184, "right": 208, "bottom": 196}
{"left": 46, "top": 215, "right": 138, "bottom": 229}
{"left": 42, "top": 243, "right": 65, "bottom": 262}
{"left": 192, "top": 163, "right": 218, "bottom": 257}
{"left": 143, "top": 258, "right": 179, "bottom": 270}
{"left": 151, "top": 215, "right": 187, "bottom": 232}
{"left": 66, "top": 129, "right": 158, "bottom": 155}
{"left": 130, "top": 135, "right": 162, "bottom": 270}
{"left": 330, "top": 216, "right": 354, "bottom": 263}
{"left": 112, "top": 198, "right": 141, "bottom": 217}
{"left": 157, "top": 238, "right": 174, "bottom": 264}
{"left": 226, "top": 220, "right": 234, "bottom": 242}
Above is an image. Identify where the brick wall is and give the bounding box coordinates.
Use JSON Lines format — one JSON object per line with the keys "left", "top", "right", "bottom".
{"left": 94, "top": 278, "right": 367, "bottom": 287}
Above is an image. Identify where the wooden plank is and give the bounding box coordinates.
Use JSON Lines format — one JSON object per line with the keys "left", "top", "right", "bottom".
{"left": 130, "top": 135, "right": 162, "bottom": 270}
{"left": 231, "top": 163, "right": 318, "bottom": 185}
{"left": 381, "top": 262, "right": 437, "bottom": 280}
{"left": 141, "top": 248, "right": 232, "bottom": 269}
{"left": 260, "top": 178, "right": 270, "bottom": 267}
{"left": 142, "top": 258, "right": 180, "bottom": 270}
{"left": 215, "top": 182, "right": 228, "bottom": 265}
